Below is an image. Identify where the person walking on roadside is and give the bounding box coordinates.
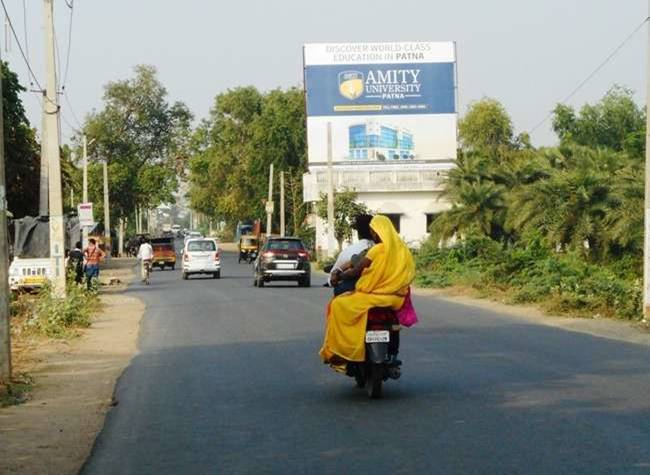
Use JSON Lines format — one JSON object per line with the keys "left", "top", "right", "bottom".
{"left": 68, "top": 241, "right": 85, "bottom": 285}
{"left": 137, "top": 238, "right": 154, "bottom": 282}
{"left": 84, "top": 238, "right": 106, "bottom": 290}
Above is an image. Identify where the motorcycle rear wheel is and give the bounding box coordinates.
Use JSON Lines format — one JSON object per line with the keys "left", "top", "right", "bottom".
{"left": 366, "top": 364, "right": 383, "bottom": 399}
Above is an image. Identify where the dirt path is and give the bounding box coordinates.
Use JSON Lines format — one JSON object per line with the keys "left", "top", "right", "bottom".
{"left": 0, "top": 259, "right": 144, "bottom": 475}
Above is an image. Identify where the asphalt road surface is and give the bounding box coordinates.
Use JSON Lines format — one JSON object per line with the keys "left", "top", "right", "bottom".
{"left": 81, "top": 248, "right": 650, "bottom": 474}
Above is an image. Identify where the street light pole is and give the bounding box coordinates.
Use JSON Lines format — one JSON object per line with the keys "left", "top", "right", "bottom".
{"left": 266, "top": 163, "right": 274, "bottom": 236}
{"left": 102, "top": 159, "right": 111, "bottom": 258}
{"left": 643, "top": 0, "right": 650, "bottom": 319}
{"left": 280, "top": 171, "right": 285, "bottom": 237}
{"left": 326, "top": 122, "right": 336, "bottom": 257}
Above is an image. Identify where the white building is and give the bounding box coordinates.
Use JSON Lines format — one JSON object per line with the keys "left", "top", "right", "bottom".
{"left": 303, "top": 161, "right": 454, "bottom": 251}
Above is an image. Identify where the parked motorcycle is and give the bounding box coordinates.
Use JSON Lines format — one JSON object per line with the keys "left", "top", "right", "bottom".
{"left": 345, "top": 307, "right": 401, "bottom": 399}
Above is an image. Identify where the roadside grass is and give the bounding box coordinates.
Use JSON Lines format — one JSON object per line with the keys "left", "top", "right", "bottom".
{"left": 0, "top": 373, "right": 34, "bottom": 407}
{"left": 3, "top": 280, "right": 100, "bottom": 408}
{"left": 11, "top": 282, "right": 99, "bottom": 339}
{"left": 414, "top": 233, "right": 642, "bottom": 320}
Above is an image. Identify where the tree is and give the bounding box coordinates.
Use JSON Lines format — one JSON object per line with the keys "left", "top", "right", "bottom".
{"left": 552, "top": 85, "right": 645, "bottom": 154}
{"left": 507, "top": 148, "right": 612, "bottom": 258}
{"left": 188, "top": 87, "right": 307, "bottom": 233}
{"left": 82, "top": 65, "right": 192, "bottom": 228}
{"left": 316, "top": 189, "right": 368, "bottom": 251}
{"left": 2, "top": 61, "right": 40, "bottom": 218}
{"left": 459, "top": 98, "right": 514, "bottom": 151}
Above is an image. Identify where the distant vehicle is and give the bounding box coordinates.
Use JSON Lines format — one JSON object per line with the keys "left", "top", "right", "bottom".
{"left": 9, "top": 257, "right": 51, "bottom": 291}
{"left": 238, "top": 235, "right": 259, "bottom": 264}
{"left": 162, "top": 223, "right": 172, "bottom": 233}
{"left": 151, "top": 237, "right": 176, "bottom": 270}
{"left": 253, "top": 237, "right": 310, "bottom": 287}
{"left": 171, "top": 224, "right": 181, "bottom": 236}
{"left": 182, "top": 238, "right": 221, "bottom": 280}
{"left": 183, "top": 231, "right": 202, "bottom": 244}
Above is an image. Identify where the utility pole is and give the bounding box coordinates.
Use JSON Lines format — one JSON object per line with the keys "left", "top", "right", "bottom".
{"left": 102, "top": 158, "right": 110, "bottom": 258}
{"left": 38, "top": 105, "right": 48, "bottom": 216}
{"left": 280, "top": 171, "right": 285, "bottom": 237}
{"left": 643, "top": 0, "right": 650, "bottom": 319}
{"left": 0, "top": 48, "right": 12, "bottom": 382}
{"left": 266, "top": 163, "right": 274, "bottom": 236}
{"left": 82, "top": 135, "right": 91, "bottom": 248}
{"left": 44, "top": 0, "right": 66, "bottom": 297}
{"left": 326, "top": 122, "right": 336, "bottom": 257}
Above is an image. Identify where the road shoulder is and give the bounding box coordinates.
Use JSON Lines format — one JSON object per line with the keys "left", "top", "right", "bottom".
{"left": 414, "top": 287, "right": 650, "bottom": 346}
{"left": 0, "top": 260, "right": 144, "bottom": 475}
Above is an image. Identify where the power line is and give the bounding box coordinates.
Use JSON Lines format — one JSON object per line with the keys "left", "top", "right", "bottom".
{"left": 530, "top": 16, "right": 650, "bottom": 135}
{"left": 0, "top": 0, "right": 42, "bottom": 90}
{"left": 21, "top": 0, "right": 28, "bottom": 65}
{"left": 63, "top": 91, "right": 82, "bottom": 130}
{"left": 61, "top": 0, "right": 73, "bottom": 89}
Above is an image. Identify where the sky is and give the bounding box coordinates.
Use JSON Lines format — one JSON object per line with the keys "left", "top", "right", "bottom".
{"left": 1, "top": 0, "right": 648, "bottom": 147}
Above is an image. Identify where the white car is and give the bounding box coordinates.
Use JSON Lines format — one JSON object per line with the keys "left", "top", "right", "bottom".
{"left": 182, "top": 238, "right": 221, "bottom": 280}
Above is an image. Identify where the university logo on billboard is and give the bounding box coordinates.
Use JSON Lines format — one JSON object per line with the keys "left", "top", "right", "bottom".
{"left": 338, "top": 71, "right": 364, "bottom": 100}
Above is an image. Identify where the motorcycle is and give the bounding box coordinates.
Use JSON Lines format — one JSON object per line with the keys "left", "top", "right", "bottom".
{"left": 345, "top": 307, "right": 401, "bottom": 399}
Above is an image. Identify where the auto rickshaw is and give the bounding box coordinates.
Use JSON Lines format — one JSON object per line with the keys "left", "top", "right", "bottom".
{"left": 238, "top": 235, "right": 259, "bottom": 263}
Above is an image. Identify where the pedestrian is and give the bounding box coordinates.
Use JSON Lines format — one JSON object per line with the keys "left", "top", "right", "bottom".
{"left": 84, "top": 238, "right": 106, "bottom": 290}
{"left": 68, "top": 241, "right": 85, "bottom": 285}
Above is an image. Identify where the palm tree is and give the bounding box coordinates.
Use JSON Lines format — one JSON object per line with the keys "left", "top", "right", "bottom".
{"left": 508, "top": 150, "right": 612, "bottom": 257}
{"left": 431, "top": 179, "right": 507, "bottom": 242}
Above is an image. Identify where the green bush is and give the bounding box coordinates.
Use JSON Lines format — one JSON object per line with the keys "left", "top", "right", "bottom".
{"left": 416, "top": 234, "right": 642, "bottom": 320}
{"left": 25, "top": 284, "right": 98, "bottom": 338}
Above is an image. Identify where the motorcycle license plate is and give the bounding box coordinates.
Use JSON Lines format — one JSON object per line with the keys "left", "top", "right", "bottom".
{"left": 365, "top": 330, "right": 389, "bottom": 343}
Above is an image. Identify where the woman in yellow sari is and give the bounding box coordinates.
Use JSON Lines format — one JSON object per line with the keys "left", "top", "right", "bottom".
{"left": 319, "top": 215, "right": 415, "bottom": 365}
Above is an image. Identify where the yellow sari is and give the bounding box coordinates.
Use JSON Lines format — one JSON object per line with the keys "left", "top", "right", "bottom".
{"left": 319, "top": 215, "right": 415, "bottom": 363}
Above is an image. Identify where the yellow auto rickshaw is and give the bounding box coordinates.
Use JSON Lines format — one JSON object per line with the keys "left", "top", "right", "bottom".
{"left": 238, "top": 235, "right": 259, "bottom": 263}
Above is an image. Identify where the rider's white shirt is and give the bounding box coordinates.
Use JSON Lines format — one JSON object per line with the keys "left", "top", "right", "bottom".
{"left": 329, "top": 239, "right": 374, "bottom": 284}
{"left": 137, "top": 243, "right": 154, "bottom": 260}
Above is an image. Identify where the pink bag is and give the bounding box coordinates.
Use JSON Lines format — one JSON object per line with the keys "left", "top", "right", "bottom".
{"left": 396, "top": 288, "right": 418, "bottom": 327}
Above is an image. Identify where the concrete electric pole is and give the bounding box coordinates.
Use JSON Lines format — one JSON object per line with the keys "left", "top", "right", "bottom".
{"left": 643, "top": 0, "right": 650, "bottom": 319}
{"left": 44, "top": 0, "right": 66, "bottom": 297}
{"left": 0, "top": 49, "right": 12, "bottom": 382}
{"left": 81, "top": 135, "right": 94, "bottom": 248}
{"left": 266, "top": 163, "right": 274, "bottom": 236}
{"left": 326, "top": 122, "right": 336, "bottom": 257}
{"left": 39, "top": 106, "right": 48, "bottom": 216}
{"left": 102, "top": 158, "right": 110, "bottom": 257}
{"left": 280, "top": 171, "right": 285, "bottom": 237}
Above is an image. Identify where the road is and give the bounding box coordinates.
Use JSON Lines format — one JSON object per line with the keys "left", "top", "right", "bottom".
{"left": 81, "top": 248, "right": 650, "bottom": 474}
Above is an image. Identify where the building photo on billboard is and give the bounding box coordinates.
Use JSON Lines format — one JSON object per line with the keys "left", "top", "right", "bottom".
{"left": 302, "top": 41, "right": 458, "bottom": 250}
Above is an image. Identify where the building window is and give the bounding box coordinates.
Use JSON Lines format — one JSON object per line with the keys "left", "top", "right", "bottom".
{"left": 426, "top": 213, "right": 439, "bottom": 232}
{"left": 384, "top": 214, "right": 401, "bottom": 233}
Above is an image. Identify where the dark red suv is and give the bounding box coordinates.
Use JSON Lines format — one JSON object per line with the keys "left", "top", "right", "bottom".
{"left": 253, "top": 237, "right": 311, "bottom": 287}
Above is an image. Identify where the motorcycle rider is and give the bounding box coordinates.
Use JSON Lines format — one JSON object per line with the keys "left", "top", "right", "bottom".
{"left": 320, "top": 215, "right": 415, "bottom": 371}
{"left": 137, "top": 238, "right": 154, "bottom": 282}
{"left": 329, "top": 214, "right": 374, "bottom": 296}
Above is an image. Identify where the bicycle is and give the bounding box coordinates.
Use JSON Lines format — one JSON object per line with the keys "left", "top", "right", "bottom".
{"left": 143, "top": 260, "right": 152, "bottom": 285}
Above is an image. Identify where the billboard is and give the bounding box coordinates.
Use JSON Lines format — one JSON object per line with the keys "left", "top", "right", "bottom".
{"left": 304, "top": 42, "right": 457, "bottom": 165}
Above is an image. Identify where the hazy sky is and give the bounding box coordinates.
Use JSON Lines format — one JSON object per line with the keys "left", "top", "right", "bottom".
{"left": 1, "top": 0, "right": 647, "bottom": 146}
